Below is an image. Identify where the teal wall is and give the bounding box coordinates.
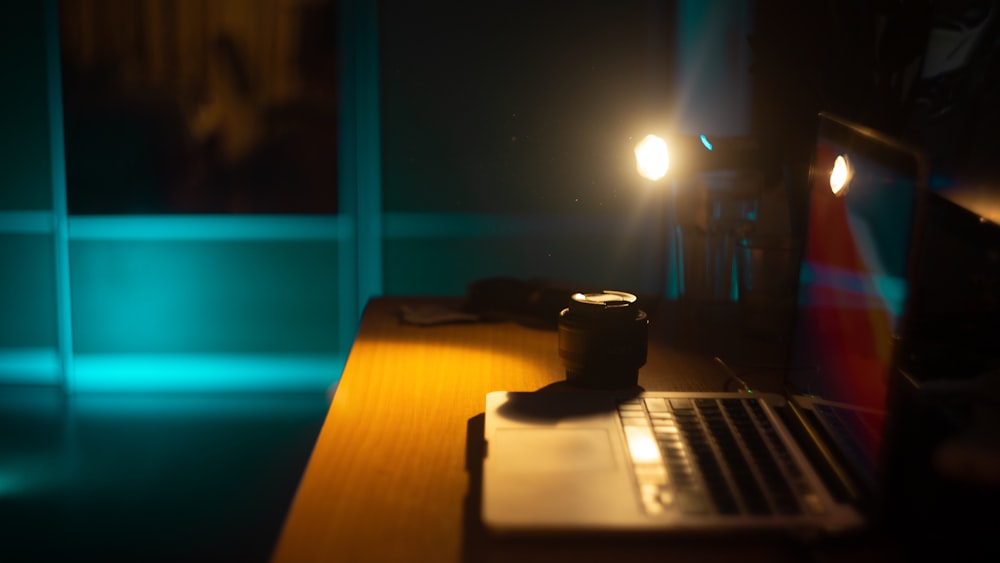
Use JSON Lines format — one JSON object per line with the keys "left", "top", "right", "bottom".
{"left": 0, "top": 2, "right": 347, "bottom": 392}
{"left": 70, "top": 240, "right": 340, "bottom": 355}
{"left": 0, "top": 2, "right": 60, "bottom": 385}
{"left": 382, "top": 224, "right": 655, "bottom": 297}
{"left": 383, "top": 234, "right": 652, "bottom": 296}
{"left": 380, "top": 3, "right": 658, "bottom": 216}
{"left": 378, "top": 2, "right": 673, "bottom": 297}
{"left": 1, "top": 0, "right": 706, "bottom": 391}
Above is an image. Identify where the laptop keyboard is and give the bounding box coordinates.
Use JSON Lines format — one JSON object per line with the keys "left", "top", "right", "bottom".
{"left": 619, "top": 397, "right": 824, "bottom": 517}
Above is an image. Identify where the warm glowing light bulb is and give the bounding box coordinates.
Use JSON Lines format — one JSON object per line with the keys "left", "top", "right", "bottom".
{"left": 635, "top": 134, "right": 669, "bottom": 181}
{"left": 830, "top": 154, "right": 851, "bottom": 196}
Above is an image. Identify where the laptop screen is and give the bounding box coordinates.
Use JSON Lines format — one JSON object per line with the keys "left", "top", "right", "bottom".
{"left": 788, "top": 114, "right": 925, "bottom": 463}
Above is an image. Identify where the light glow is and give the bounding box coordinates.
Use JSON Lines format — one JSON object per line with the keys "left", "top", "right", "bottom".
{"left": 699, "top": 134, "right": 713, "bottom": 151}
{"left": 635, "top": 134, "right": 669, "bottom": 181}
{"left": 71, "top": 354, "right": 344, "bottom": 392}
{"left": 624, "top": 426, "right": 662, "bottom": 464}
{"left": 830, "top": 154, "right": 851, "bottom": 196}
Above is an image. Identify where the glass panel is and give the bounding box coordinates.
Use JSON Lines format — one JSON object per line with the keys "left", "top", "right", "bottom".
{"left": 0, "top": 3, "right": 53, "bottom": 211}
{"left": 59, "top": 0, "right": 338, "bottom": 214}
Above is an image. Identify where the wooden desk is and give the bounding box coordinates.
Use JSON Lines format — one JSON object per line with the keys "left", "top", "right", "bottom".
{"left": 272, "top": 296, "right": 901, "bottom": 563}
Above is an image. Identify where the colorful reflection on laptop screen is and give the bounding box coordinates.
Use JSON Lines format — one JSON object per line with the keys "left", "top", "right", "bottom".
{"left": 790, "top": 121, "right": 920, "bottom": 468}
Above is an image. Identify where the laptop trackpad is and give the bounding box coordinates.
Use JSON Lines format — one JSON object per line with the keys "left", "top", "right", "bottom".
{"left": 491, "top": 428, "right": 615, "bottom": 472}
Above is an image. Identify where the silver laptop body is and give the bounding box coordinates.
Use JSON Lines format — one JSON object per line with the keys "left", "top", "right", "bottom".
{"left": 483, "top": 390, "right": 864, "bottom": 534}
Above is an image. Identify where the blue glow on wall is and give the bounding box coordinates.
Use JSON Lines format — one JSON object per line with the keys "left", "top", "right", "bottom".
{"left": 70, "top": 238, "right": 340, "bottom": 354}
{"left": 72, "top": 354, "right": 345, "bottom": 393}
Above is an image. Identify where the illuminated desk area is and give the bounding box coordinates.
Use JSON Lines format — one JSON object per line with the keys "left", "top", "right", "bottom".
{"left": 271, "top": 296, "right": 903, "bottom": 563}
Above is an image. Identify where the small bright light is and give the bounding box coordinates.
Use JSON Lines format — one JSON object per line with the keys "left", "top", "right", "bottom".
{"left": 830, "top": 154, "right": 851, "bottom": 196}
{"left": 624, "top": 426, "right": 661, "bottom": 464}
{"left": 635, "top": 134, "right": 669, "bottom": 181}
{"left": 699, "top": 134, "right": 713, "bottom": 151}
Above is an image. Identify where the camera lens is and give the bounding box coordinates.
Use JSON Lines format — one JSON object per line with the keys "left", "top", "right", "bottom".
{"left": 557, "top": 290, "right": 648, "bottom": 388}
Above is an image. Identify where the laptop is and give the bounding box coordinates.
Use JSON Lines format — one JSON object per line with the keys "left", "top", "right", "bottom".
{"left": 480, "top": 112, "right": 927, "bottom": 537}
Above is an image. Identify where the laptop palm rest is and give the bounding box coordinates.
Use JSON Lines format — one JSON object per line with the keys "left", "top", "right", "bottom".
{"left": 491, "top": 428, "right": 616, "bottom": 473}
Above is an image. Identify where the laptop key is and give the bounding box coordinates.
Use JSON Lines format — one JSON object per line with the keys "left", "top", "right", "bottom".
{"left": 644, "top": 397, "right": 669, "bottom": 412}
{"left": 670, "top": 398, "right": 693, "bottom": 410}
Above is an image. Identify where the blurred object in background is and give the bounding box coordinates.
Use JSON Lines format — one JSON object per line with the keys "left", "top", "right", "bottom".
{"left": 749, "top": 0, "right": 934, "bottom": 238}
{"left": 735, "top": 233, "right": 801, "bottom": 340}
{"left": 59, "top": 0, "right": 339, "bottom": 215}
{"left": 904, "top": 0, "right": 1000, "bottom": 200}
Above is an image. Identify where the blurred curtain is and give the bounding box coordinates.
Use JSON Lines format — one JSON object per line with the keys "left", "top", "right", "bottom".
{"left": 58, "top": 0, "right": 320, "bottom": 105}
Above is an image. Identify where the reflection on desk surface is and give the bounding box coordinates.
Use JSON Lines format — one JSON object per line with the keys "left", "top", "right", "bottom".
{"left": 1, "top": 388, "right": 326, "bottom": 563}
